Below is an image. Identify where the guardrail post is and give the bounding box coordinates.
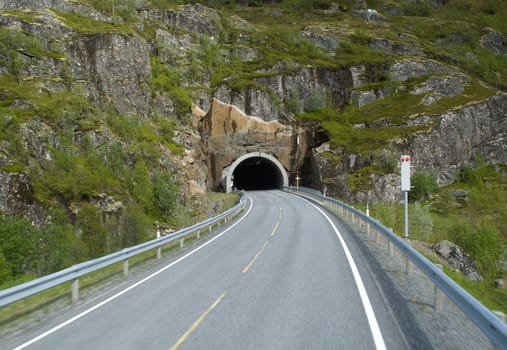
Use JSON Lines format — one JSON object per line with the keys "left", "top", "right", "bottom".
{"left": 405, "top": 256, "right": 412, "bottom": 275}
{"left": 196, "top": 229, "right": 200, "bottom": 239}
{"left": 123, "top": 259, "right": 129, "bottom": 277}
{"left": 180, "top": 237, "right": 185, "bottom": 248}
{"left": 71, "top": 278, "right": 79, "bottom": 303}
{"left": 387, "top": 228, "right": 394, "bottom": 256}
{"left": 434, "top": 264, "right": 445, "bottom": 311}
{"left": 366, "top": 204, "right": 370, "bottom": 238}
{"left": 493, "top": 311, "right": 506, "bottom": 324}
{"left": 157, "top": 246, "right": 162, "bottom": 259}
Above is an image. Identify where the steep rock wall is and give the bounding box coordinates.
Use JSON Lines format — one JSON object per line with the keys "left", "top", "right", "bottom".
{"left": 199, "top": 99, "right": 317, "bottom": 190}
{"left": 408, "top": 93, "right": 507, "bottom": 185}
{"left": 316, "top": 93, "right": 507, "bottom": 204}
{"left": 65, "top": 32, "right": 152, "bottom": 116}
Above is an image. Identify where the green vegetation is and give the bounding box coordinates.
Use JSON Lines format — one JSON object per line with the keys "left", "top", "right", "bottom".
{"left": 51, "top": 10, "right": 133, "bottom": 34}
{"left": 0, "top": 26, "right": 64, "bottom": 61}
{"left": 369, "top": 161, "right": 507, "bottom": 313}
{"left": 409, "top": 171, "right": 437, "bottom": 201}
{"left": 151, "top": 56, "right": 193, "bottom": 118}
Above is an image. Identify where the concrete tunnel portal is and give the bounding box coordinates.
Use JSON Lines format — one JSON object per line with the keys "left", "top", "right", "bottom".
{"left": 224, "top": 152, "right": 289, "bottom": 192}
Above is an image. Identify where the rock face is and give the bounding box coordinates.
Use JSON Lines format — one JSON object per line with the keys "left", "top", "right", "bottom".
{"left": 65, "top": 33, "right": 152, "bottom": 116}
{"left": 408, "top": 93, "right": 507, "bottom": 186}
{"left": 433, "top": 240, "right": 482, "bottom": 281}
{"left": 0, "top": 171, "right": 45, "bottom": 225}
{"left": 479, "top": 29, "right": 507, "bottom": 55}
{"left": 199, "top": 99, "right": 317, "bottom": 190}
{"left": 0, "top": 0, "right": 109, "bottom": 21}
{"left": 0, "top": 1, "right": 505, "bottom": 221}
{"left": 212, "top": 65, "right": 354, "bottom": 122}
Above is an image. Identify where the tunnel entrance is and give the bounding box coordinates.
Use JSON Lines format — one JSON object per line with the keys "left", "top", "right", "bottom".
{"left": 233, "top": 157, "right": 283, "bottom": 191}
{"left": 223, "top": 152, "right": 289, "bottom": 192}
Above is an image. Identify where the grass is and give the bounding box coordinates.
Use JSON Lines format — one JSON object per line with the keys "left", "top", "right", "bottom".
{"left": 365, "top": 162, "right": 507, "bottom": 314}
{"left": 344, "top": 79, "right": 496, "bottom": 125}
{"left": 51, "top": 10, "right": 133, "bottom": 34}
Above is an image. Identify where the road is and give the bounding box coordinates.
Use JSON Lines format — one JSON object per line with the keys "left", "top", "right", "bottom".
{"left": 2, "top": 190, "right": 428, "bottom": 350}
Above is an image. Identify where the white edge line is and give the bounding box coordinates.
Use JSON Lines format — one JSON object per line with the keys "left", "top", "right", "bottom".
{"left": 300, "top": 196, "right": 387, "bottom": 350}
{"left": 12, "top": 196, "right": 254, "bottom": 350}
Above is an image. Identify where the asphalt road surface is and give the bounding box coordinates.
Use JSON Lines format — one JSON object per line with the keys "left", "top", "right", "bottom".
{"left": 3, "top": 190, "right": 428, "bottom": 350}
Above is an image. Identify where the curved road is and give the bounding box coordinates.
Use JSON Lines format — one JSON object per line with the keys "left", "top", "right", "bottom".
{"left": 4, "top": 191, "right": 424, "bottom": 350}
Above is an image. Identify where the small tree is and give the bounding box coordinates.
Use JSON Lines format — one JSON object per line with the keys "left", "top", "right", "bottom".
{"left": 77, "top": 204, "right": 107, "bottom": 258}
{"left": 0, "top": 248, "right": 11, "bottom": 285}
{"left": 409, "top": 171, "right": 437, "bottom": 201}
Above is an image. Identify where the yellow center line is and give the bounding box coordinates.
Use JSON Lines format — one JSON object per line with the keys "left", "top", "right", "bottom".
{"left": 170, "top": 291, "right": 227, "bottom": 350}
{"left": 243, "top": 203, "right": 283, "bottom": 273}
{"left": 242, "top": 240, "right": 269, "bottom": 273}
{"left": 272, "top": 205, "right": 282, "bottom": 237}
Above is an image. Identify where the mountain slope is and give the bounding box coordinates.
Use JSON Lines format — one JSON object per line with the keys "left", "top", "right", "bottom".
{"left": 0, "top": 0, "right": 505, "bottom": 297}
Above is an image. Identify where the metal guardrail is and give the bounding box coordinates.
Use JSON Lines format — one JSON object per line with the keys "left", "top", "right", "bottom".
{"left": 0, "top": 193, "right": 247, "bottom": 308}
{"left": 286, "top": 186, "right": 507, "bottom": 349}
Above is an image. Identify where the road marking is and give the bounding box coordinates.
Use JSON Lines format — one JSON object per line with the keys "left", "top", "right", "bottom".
{"left": 271, "top": 221, "right": 280, "bottom": 237}
{"left": 11, "top": 197, "right": 254, "bottom": 350}
{"left": 301, "top": 197, "right": 387, "bottom": 350}
{"left": 242, "top": 240, "right": 269, "bottom": 273}
{"left": 271, "top": 204, "right": 282, "bottom": 236}
{"left": 243, "top": 201, "right": 282, "bottom": 272}
{"left": 170, "top": 291, "right": 227, "bottom": 350}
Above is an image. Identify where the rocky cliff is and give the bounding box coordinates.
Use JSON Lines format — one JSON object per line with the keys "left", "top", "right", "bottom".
{"left": 0, "top": 0, "right": 506, "bottom": 226}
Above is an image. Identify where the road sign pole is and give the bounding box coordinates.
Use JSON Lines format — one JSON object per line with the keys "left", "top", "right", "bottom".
{"left": 404, "top": 190, "right": 409, "bottom": 239}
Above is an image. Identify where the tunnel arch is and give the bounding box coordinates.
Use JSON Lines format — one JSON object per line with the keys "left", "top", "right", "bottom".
{"left": 223, "top": 152, "right": 289, "bottom": 192}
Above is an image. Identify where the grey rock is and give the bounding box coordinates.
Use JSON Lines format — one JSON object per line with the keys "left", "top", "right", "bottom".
{"left": 408, "top": 93, "right": 507, "bottom": 186}
{"left": 479, "top": 29, "right": 507, "bottom": 55}
{"left": 65, "top": 32, "right": 152, "bottom": 116}
{"left": 390, "top": 59, "right": 458, "bottom": 82}
{"left": 421, "top": 93, "right": 442, "bottom": 106}
{"left": 433, "top": 240, "right": 482, "bottom": 281}
{"left": 351, "top": 89, "right": 377, "bottom": 107}
{"left": 141, "top": 4, "right": 222, "bottom": 38}
{"left": 91, "top": 194, "right": 123, "bottom": 214}
{"left": 0, "top": 0, "right": 110, "bottom": 21}
{"left": 301, "top": 28, "right": 341, "bottom": 51}
{"left": 494, "top": 278, "right": 505, "bottom": 289}
{"left": 411, "top": 76, "right": 466, "bottom": 97}
{"left": 0, "top": 171, "right": 46, "bottom": 225}
{"left": 451, "top": 189, "right": 470, "bottom": 199}
{"left": 369, "top": 37, "right": 422, "bottom": 56}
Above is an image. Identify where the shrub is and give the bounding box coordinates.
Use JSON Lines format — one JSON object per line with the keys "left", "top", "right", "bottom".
{"left": 0, "top": 216, "right": 42, "bottom": 277}
{"left": 153, "top": 171, "right": 179, "bottom": 221}
{"left": 76, "top": 203, "right": 107, "bottom": 258}
{"left": 151, "top": 56, "right": 193, "bottom": 118}
{"left": 0, "top": 248, "right": 12, "bottom": 285}
{"left": 402, "top": 1, "right": 433, "bottom": 17}
{"left": 130, "top": 161, "right": 154, "bottom": 212}
{"left": 38, "top": 223, "right": 82, "bottom": 275}
{"left": 120, "top": 203, "right": 152, "bottom": 247}
{"left": 409, "top": 171, "right": 437, "bottom": 202}
{"left": 305, "top": 90, "right": 327, "bottom": 112}
{"left": 33, "top": 147, "right": 120, "bottom": 204}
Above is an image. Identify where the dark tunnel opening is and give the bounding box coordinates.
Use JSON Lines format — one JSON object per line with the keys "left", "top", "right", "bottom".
{"left": 232, "top": 157, "right": 284, "bottom": 191}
